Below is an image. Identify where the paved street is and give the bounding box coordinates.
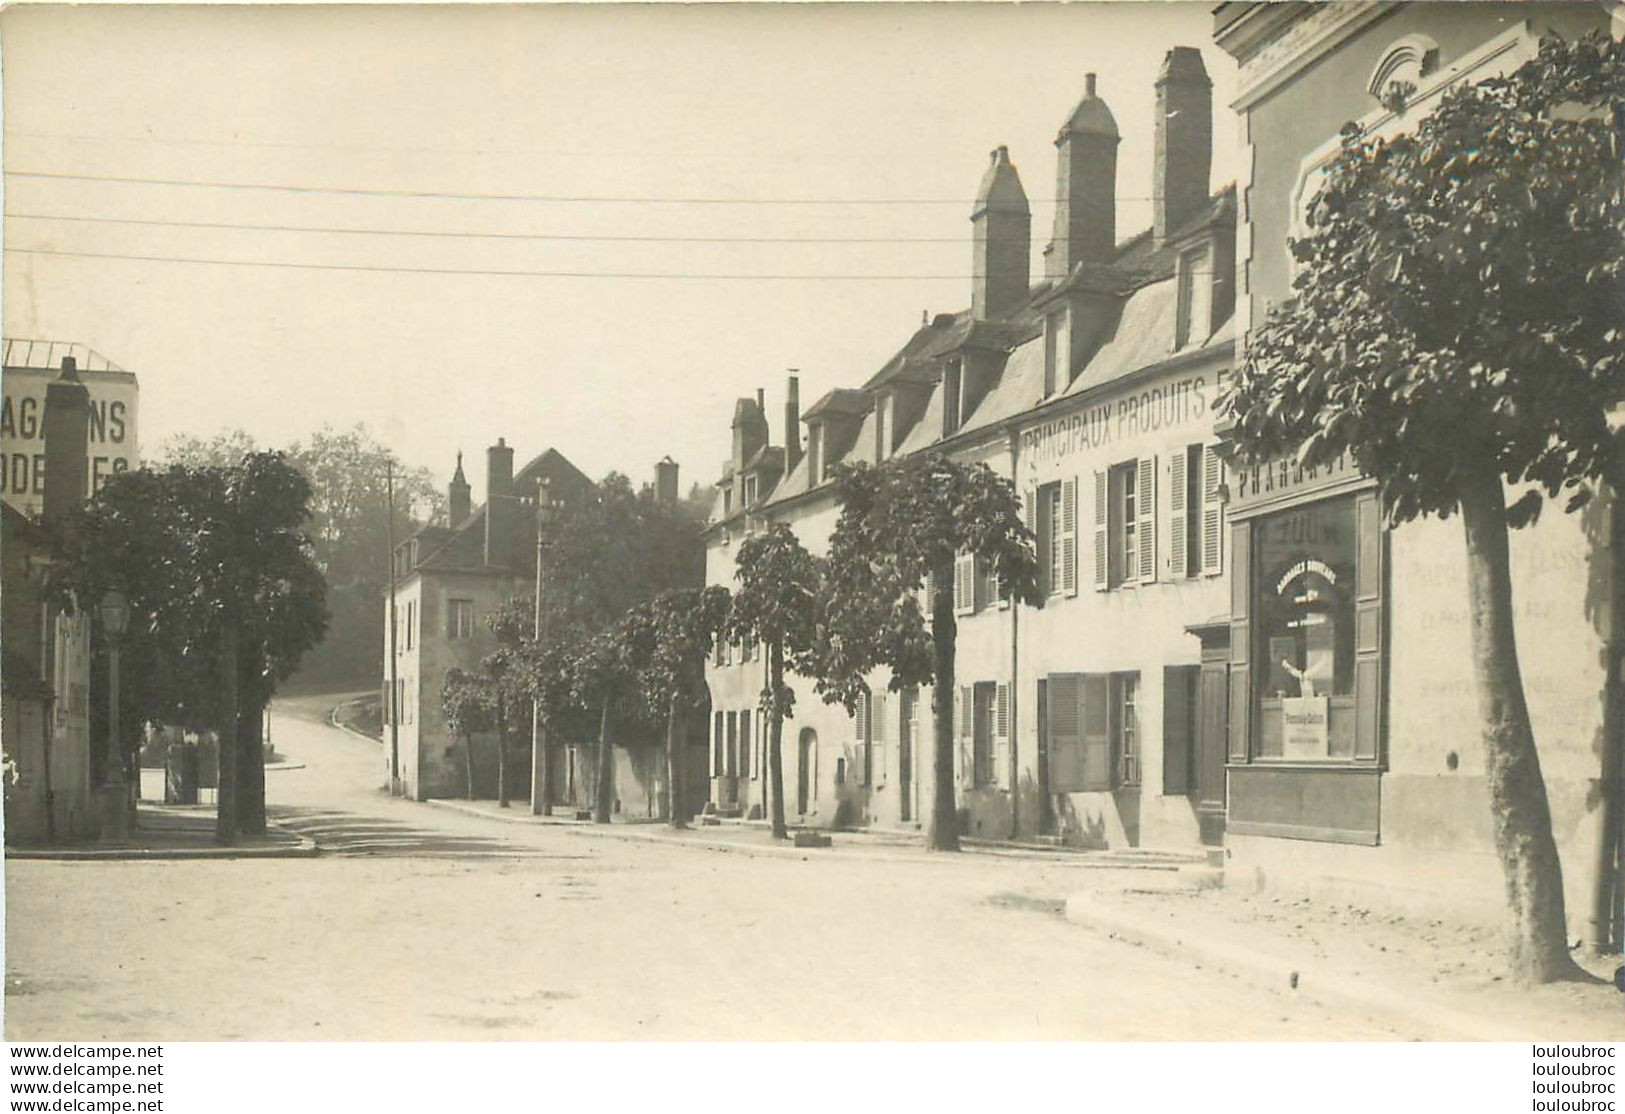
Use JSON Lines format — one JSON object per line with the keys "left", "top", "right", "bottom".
{"left": 7, "top": 697, "right": 1422, "bottom": 1041}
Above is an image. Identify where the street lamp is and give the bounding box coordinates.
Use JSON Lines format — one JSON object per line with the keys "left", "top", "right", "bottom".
{"left": 531, "top": 479, "right": 560, "bottom": 816}
{"left": 97, "top": 589, "right": 130, "bottom": 842}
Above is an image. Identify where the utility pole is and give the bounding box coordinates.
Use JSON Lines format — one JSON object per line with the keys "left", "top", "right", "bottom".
{"left": 386, "top": 459, "right": 401, "bottom": 796}
{"left": 531, "top": 479, "right": 555, "bottom": 816}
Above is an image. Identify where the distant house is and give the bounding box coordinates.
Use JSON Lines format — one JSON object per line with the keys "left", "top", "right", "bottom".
{"left": 385, "top": 441, "right": 592, "bottom": 802}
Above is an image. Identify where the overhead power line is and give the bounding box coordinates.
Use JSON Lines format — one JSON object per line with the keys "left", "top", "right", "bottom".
{"left": 3, "top": 168, "right": 1159, "bottom": 205}
{"left": 4, "top": 211, "right": 1005, "bottom": 244}
{"left": 9, "top": 244, "right": 1220, "bottom": 282}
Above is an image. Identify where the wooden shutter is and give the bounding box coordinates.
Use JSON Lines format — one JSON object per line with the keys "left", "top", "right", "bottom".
{"left": 1228, "top": 521, "right": 1252, "bottom": 763}
{"left": 1092, "top": 470, "right": 1108, "bottom": 590}
{"left": 1354, "top": 492, "right": 1384, "bottom": 763}
{"left": 1162, "top": 665, "right": 1198, "bottom": 795}
{"left": 1168, "top": 450, "right": 1188, "bottom": 580}
{"left": 1136, "top": 455, "right": 1157, "bottom": 583}
{"left": 1081, "top": 673, "right": 1112, "bottom": 791}
{"left": 958, "top": 685, "right": 974, "bottom": 784}
{"left": 1047, "top": 673, "right": 1086, "bottom": 792}
{"left": 742, "top": 710, "right": 753, "bottom": 779}
{"left": 1059, "top": 475, "right": 1078, "bottom": 596}
{"left": 993, "top": 682, "right": 1010, "bottom": 789}
{"left": 921, "top": 570, "right": 934, "bottom": 621}
{"left": 1201, "top": 445, "right": 1223, "bottom": 575}
{"left": 953, "top": 551, "right": 975, "bottom": 615}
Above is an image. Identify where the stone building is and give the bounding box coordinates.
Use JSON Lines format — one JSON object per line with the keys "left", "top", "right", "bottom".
{"left": 3, "top": 356, "right": 100, "bottom": 843}
{"left": 1213, "top": 1, "right": 1622, "bottom": 948}
{"left": 704, "top": 47, "right": 1240, "bottom": 849}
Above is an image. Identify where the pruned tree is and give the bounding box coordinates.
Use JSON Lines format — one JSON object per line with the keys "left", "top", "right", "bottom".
{"left": 441, "top": 666, "right": 496, "bottom": 801}
{"left": 1218, "top": 32, "right": 1625, "bottom": 983}
{"left": 572, "top": 625, "right": 641, "bottom": 824}
{"left": 727, "top": 525, "right": 821, "bottom": 839}
{"left": 640, "top": 586, "right": 732, "bottom": 828}
{"left": 815, "top": 454, "right": 1040, "bottom": 851}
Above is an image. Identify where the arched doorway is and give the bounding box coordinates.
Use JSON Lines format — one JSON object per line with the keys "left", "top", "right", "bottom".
{"left": 797, "top": 728, "right": 817, "bottom": 816}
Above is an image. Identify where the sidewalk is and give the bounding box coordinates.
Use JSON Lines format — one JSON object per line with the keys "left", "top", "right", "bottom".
{"left": 1063, "top": 884, "right": 1625, "bottom": 1040}
{"left": 6, "top": 803, "right": 318, "bottom": 861}
{"left": 423, "top": 796, "right": 1219, "bottom": 880}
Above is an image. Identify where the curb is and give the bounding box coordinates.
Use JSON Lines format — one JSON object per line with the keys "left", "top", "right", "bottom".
{"left": 1062, "top": 891, "right": 1521, "bottom": 1040}
{"left": 421, "top": 797, "right": 1203, "bottom": 871}
{"left": 328, "top": 702, "right": 384, "bottom": 746}
{"left": 7, "top": 826, "right": 320, "bottom": 862}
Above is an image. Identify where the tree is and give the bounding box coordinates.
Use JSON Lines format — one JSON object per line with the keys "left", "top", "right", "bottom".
{"left": 727, "top": 526, "right": 821, "bottom": 838}
{"left": 640, "top": 586, "right": 732, "bottom": 828}
{"left": 53, "top": 454, "right": 327, "bottom": 840}
{"left": 441, "top": 667, "right": 495, "bottom": 800}
{"left": 815, "top": 454, "right": 1040, "bottom": 851}
{"left": 1217, "top": 33, "right": 1625, "bottom": 983}
{"left": 571, "top": 626, "right": 642, "bottom": 823}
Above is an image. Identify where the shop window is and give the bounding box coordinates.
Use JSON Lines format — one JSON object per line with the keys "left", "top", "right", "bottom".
{"left": 447, "top": 598, "right": 474, "bottom": 640}
{"left": 1254, "top": 496, "right": 1361, "bottom": 760}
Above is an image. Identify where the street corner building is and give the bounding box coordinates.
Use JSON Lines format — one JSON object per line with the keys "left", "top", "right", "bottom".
{"left": 383, "top": 440, "right": 697, "bottom": 813}
{"left": 1, "top": 342, "right": 142, "bottom": 844}
{"left": 701, "top": 5, "right": 1625, "bottom": 953}
{"left": 1213, "top": 1, "right": 1621, "bottom": 949}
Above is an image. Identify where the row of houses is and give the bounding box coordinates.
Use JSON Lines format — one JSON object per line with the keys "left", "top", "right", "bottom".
{"left": 699, "top": 3, "right": 1623, "bottom": 950}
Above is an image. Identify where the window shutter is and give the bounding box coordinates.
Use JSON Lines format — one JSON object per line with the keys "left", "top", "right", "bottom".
{"left": 980, "top": 554, "right": 1002, "bottom": 611}
{"left": 1062, "top": 475, "right": 1079, "bottom": 597}
{"left": 1022, "top": 487, "right": 1037, "bottom": 603}
{"left": 921, "top": 570, "right": 935, "bottom": 621}
{"left": 993, "top": 682, "right": 1010, "bottom": 789}
{"left": 1168, "top": 451, "right": 1188, "bottom": 580}
{"left": 1136, "top": 455, "right": 1157, "bottom": 583}
{"left": 953, "top": 551, "right": 975, "bottom": 615}
{"left": 1091, "top": 470, "right": 1108, "bottom": 591}
{"left": 1047, "top": 673, "right": 1086, "bottom": 792}
{"left": 873, "top": 690, "right": 889, "bottom": 789}
{"left": 1162, "top": 665, "right": 1198, "bottom": 795}
{"left": 1201, "top": 444, "right": 1224, "bottom": 575}
{"left": 1081, "top": 673, "right": 1112, "bottom": 791}
{"left": 1354, "top": 492, "right": 1384, "bottom": 763}
{"left": 742, "top": 711, "right": 753, "bottom": 779}
{"left": 958, "top": 685, "right": 974, "bottom": 784}
{"left": 1228, "top": 521, "right": 1252, "bottom": 763}
{"left": 712, "top": 711, "right": 724, "bottom": 777}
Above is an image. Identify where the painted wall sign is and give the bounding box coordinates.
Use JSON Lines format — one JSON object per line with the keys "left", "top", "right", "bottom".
{"left": 1228, "top": 449, "right": 1362, "bottom": 514}
{"left": 0, "top": 369, "right": 140, "bottom": 516}
{"left": 1021, "top": 371, "right": 1216, "bottom": 478}
{"left": 1281, "top": 695, "right": 1330, "bottom": 758}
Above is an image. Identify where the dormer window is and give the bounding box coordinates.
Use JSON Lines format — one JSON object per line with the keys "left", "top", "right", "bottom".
{"left": 875, "top": 394, "right": 890, "bottom": 461}
{"left": 1175, "top": 246, "right": 1209, "bottom": 350}
{"left": 942, "top": 361, "right": 963, "bottom": 436}
{"left": 1043, "top": 310, "right": 1070, "bottom": 395}
{"left": 807, "top": 426, "right": 823, "bottom": 484}
{"left": 722, "top": 488, "right": 733, "bottom": 516}
{"left": 744, "top": 475, "right": 758, "bottom": 507}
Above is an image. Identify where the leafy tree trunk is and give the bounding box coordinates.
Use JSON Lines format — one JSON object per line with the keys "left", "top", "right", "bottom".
{"left": 1458, "top": 471, "right": 1581, "bottom": 982}
{"left": 215, "top": 621, "right": 240, "bottom": 845}
{"left": 236, "top": 693, "right": 267, "bottom": 836}
{"left": 666, "top": 692, "right": 687, "bottom": 829}
{"left": 533, "top": 716, "right": 553, "bottom": 817}
{"left": 594, "top": 701, "right": 614, "bottom": 824}
{"left": 497, "top": 701, "right": 510, "bottom": 809}
{"left": 768, "top": 641, "right": 788, "bottom": 839}
{"left": 928, "top": 557, "right": 959, "bottom": 852}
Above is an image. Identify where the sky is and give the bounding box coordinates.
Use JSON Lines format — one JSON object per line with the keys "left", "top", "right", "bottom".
{"left": 0, "top": 2, "right": 1239, "bottom": 506}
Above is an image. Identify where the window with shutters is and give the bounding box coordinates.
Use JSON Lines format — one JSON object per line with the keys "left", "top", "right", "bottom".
{"left": 448, "top": 598, "right": 474, "bottom": 640}
{"left": 1102, "top": 458, "right": 1157, "bottom": 588}
{"left": 1114, "top": 672, "right": 1141, "bottom": 787}
{"left": 971, "top": 681, "right": 998, "bottom": 787}
{"left": 1201, "top": 444, "right": 1224, "bottom": 575}
{"left": 1169, "top": 446, "right": 1206, "bottom": 579}
{"left": 1034, "top": 480, "right": 1076, "bottom": 597}
{"left": 1107, "top": 462, "right": 1137, "bottom": 587}
{"left": 1045, "top": 673, "right": 1113, "bottom": 792}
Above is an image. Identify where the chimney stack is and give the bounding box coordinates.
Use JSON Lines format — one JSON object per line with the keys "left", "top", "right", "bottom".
{"left": 655, "top": 456, "right": 679, "bottom": 505}
{"left": 448, "top": 451, "right": 471, "bottom": 523}
{"left": 484, "top": 437, "right": 516, "bottom": 568}
{"left": 1154, "top": 47, "right": 1213, "bottom": 247}
{"left": 731, "top": 397, "right": 768, "bottom": 474}
{"left": 784, "top": 372, "right": 802, "bottom": 472}
{"left": 971, "top": 145, "right": 1031, "bottom": 320}
{"left": 1045, "top": 72, "right": 1119, "bottom": 279}
{"left": 42, "top": 356, "right": 89, "bottom": 524}
{"left": 487, "top": 437, "right": 514, "bottom": 500}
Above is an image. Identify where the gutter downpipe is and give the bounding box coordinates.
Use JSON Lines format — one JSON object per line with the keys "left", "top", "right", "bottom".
{"left": 1008, "top": 427, "right": 1021, "bottom": 842}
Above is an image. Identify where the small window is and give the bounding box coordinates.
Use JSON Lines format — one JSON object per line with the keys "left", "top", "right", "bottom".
{"left": 942, "top": 362, "right": 962, "bottom": 436}
{"left": 1043, "top": 311, "right": 1070, "bottom": 395}
{"left": 743, "top": 476, "right": 757, "bottom": 507}
{"left": 1114, "top": 673, "right": 1141, "bottom": 787}
{"left": 1042, "top": 484, "right": 1063, "bottom": 595}
{"left": 1175, "top": 248, "right": 1205, "bottom": 349}
{"left": 448, "top": 598, "right": 474, "bottom": 640}
{"left": 1110, "top": 461, "right": 1138, "bottom": 588}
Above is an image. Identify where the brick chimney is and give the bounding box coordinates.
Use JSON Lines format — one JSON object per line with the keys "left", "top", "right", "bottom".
{"left": 42, "top": 355, "right": 89, "bottom": 524}
{"left": 784, "top": 372, "right": 802, "bottom": 473}
{"left": 655, "top": 456, "right": 679, "bottom": 505}
{"left": 484, "top": 437, "right": 516, "bottom": 568}
{"left": 448, "top": 451, "right": 471, "bottom": 524}
{"left": 1045, "top": 73, "right": 1119, "bottom": 280}
{"left": 971, "top": 146, "right": 1031, "bottom": 320}
{"left": 731, "top": 396, "right": 768, "bottom": 475}
{"left": 1154, "top": 47, "right": 1212, "bottom": 247}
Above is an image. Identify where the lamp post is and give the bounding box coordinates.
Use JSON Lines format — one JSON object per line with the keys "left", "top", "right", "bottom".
{"left": 531, "top": 479, "right": 558, "bottom": 816}
{"left": 98, "top": 589, "right": 130, "bottom": 842}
